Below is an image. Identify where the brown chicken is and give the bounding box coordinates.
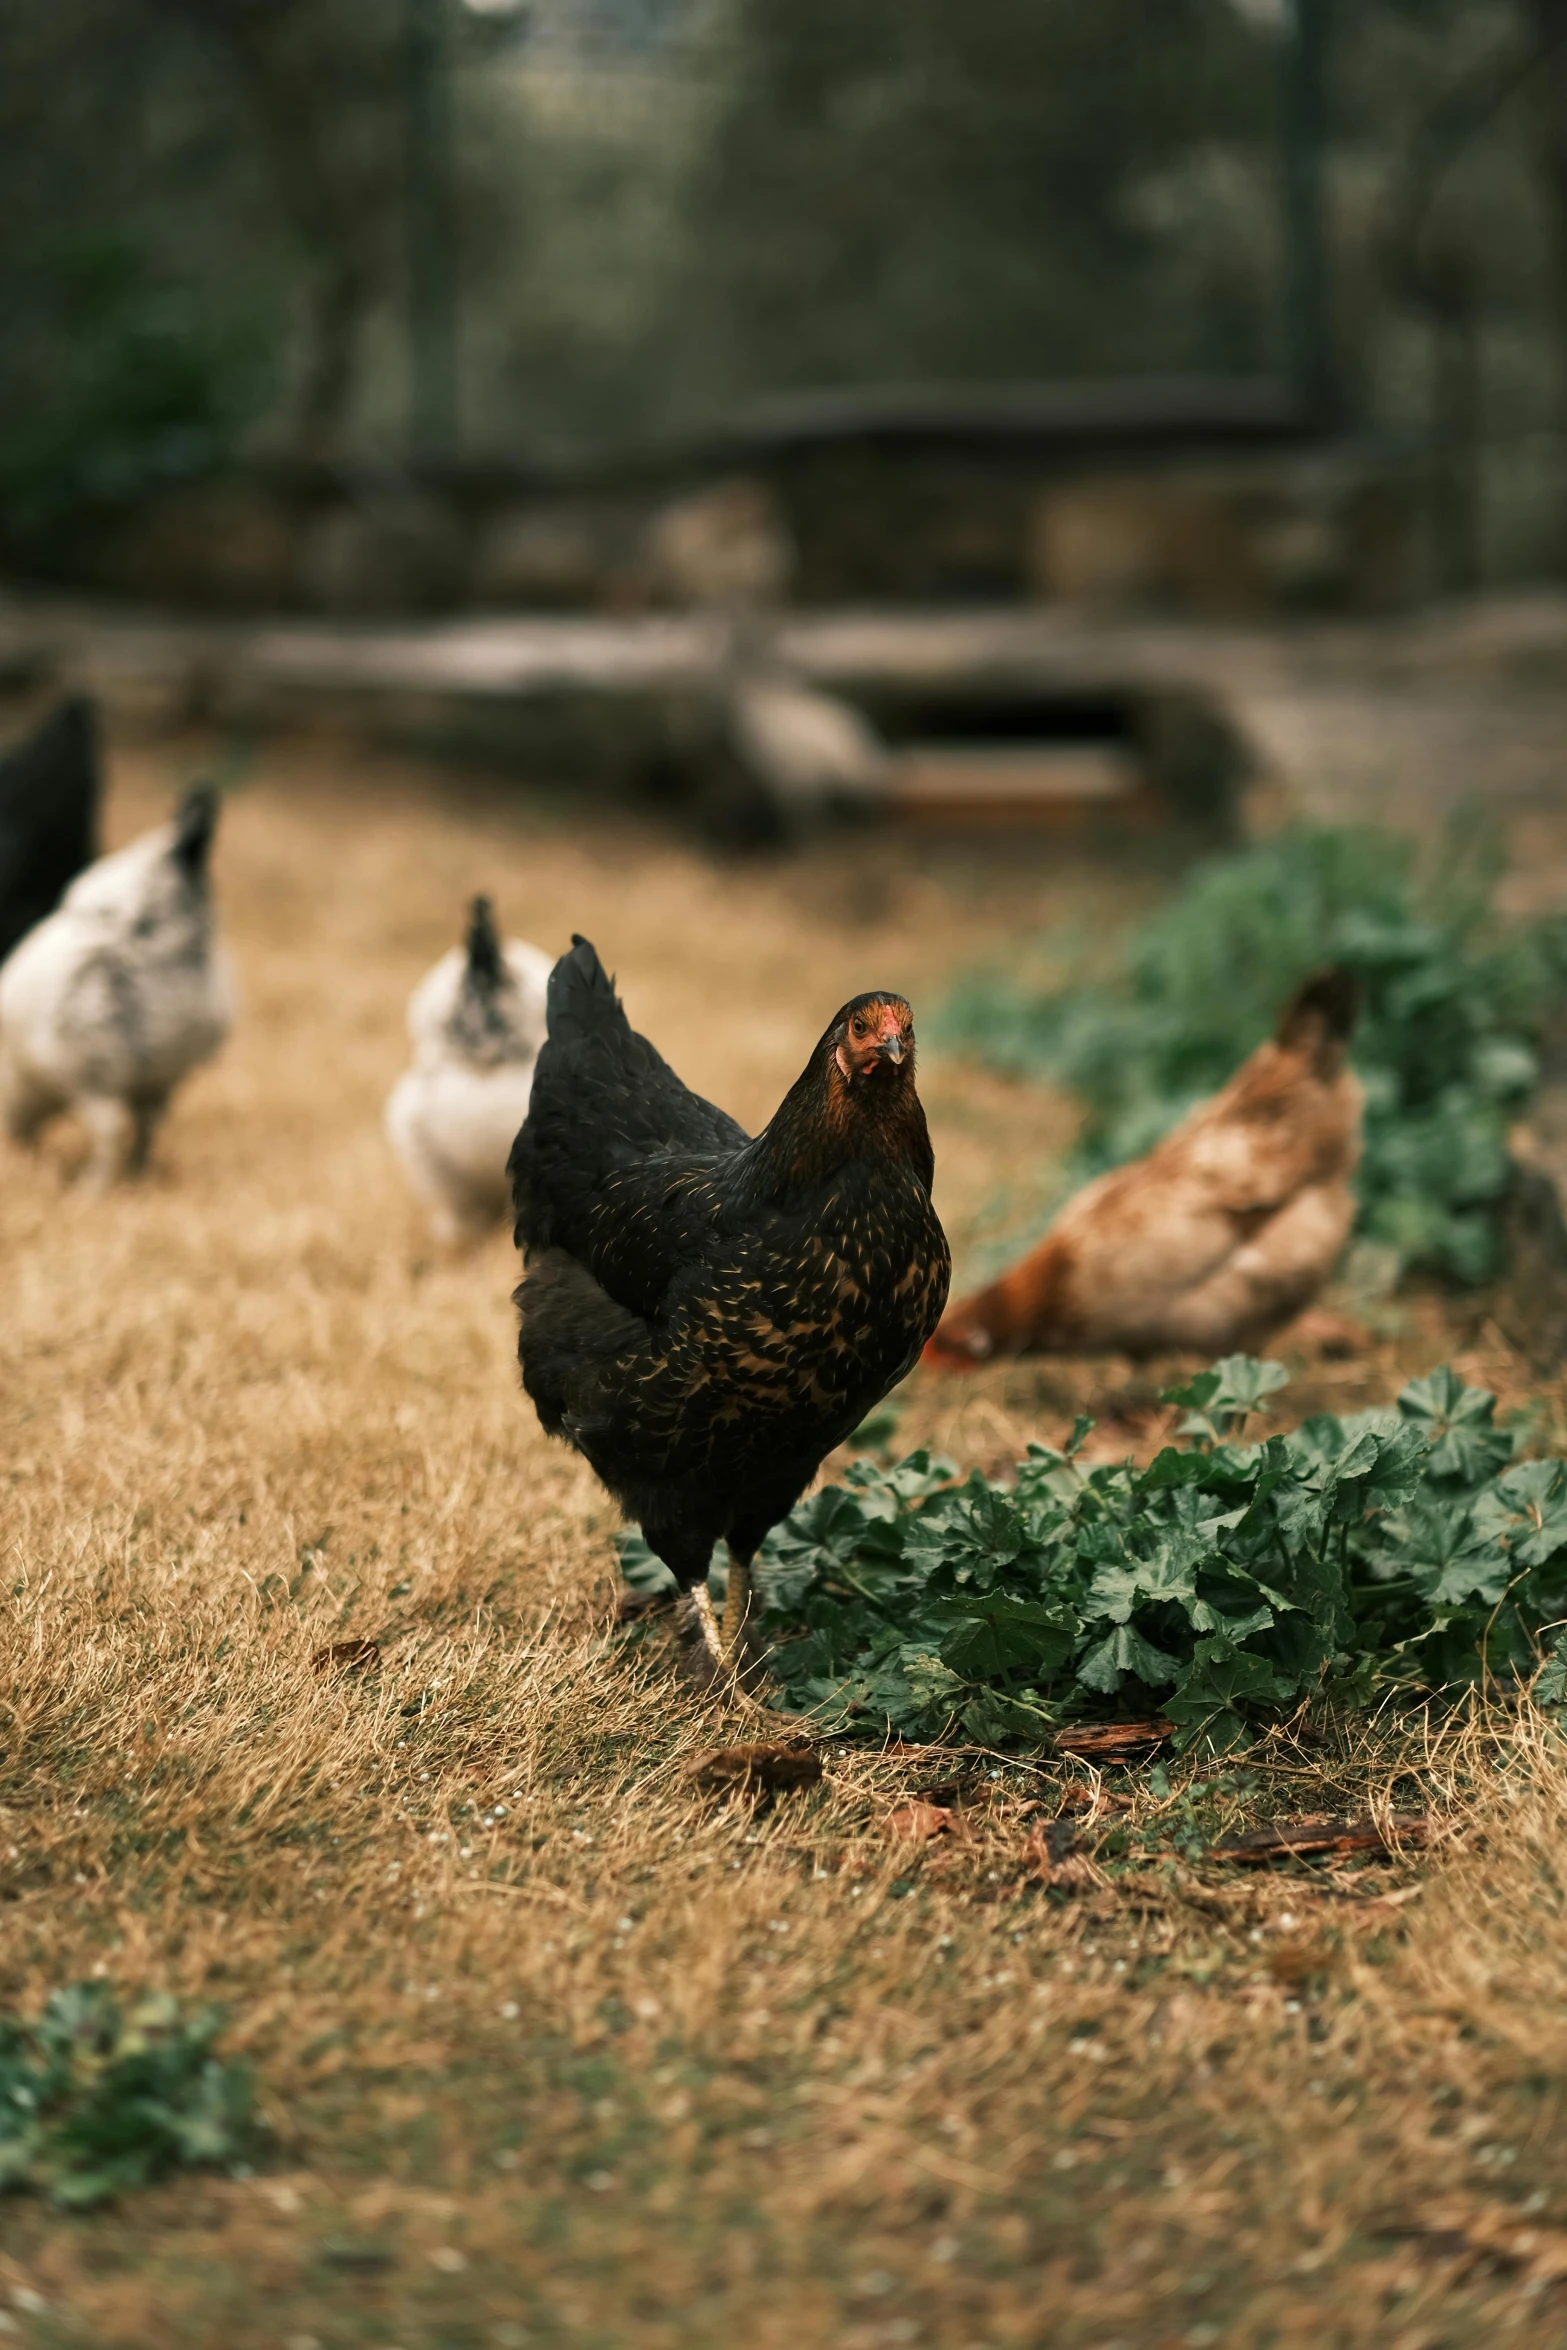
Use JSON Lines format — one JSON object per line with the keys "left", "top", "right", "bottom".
{"left": 927, "top": 969, "right": 1362, "bottom": 1366}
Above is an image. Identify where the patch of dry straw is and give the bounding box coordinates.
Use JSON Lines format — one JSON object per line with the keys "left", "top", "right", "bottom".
{"left": 2, "top": 736, "right": 1567, "bottom": 2347}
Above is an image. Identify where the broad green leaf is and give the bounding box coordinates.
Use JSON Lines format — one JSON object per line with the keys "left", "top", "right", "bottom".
{"left": 857, "top": 1648, "right": 965, "bottom": 1733}
{"left": 927, "top": 1593, "right": 1077, "bottom": 1679}
{"left": 1536, "top": 1631, "right": 1567, "bottom": 1708}
{"left": 1188, "top": 1594, "right": 1275, "bottom": 1640}
{"left": 1163, "top": 1638, "right": 1294, "bottom": 1727}
{"left": 1398, "top": 1368, "right": 1514, "bottom": 1484}
{"left": 1085, "top": 1539, "right": 1207, "bottom": 1626}
{"left": 1208, "top": 1355, "right": 1291, "bottom": 1415}
{"left": 960, "top": 1688, "right": 1053, "bottom": 1746}
{"left": 1471, "top": 1461, "right": 1567, "bottom": 1570}
{"left": 844, "top": 1449, "right": 959, "bottom": 1511}
{"left": 1076, "top": 1625, "right": 1183, "bottom": 1694}
{"left": 1390, "top": 1495, "right": 1510, "bottom": 1606}
{"left": 903, "top": 1478, "right": 1039, "bottom": 1590}
{"left": 1333, "top": 1421, "right": 1430, "bottom": 1516}
{"left": 1134, "top": 1448, "right": 1214, "bottom": 1494}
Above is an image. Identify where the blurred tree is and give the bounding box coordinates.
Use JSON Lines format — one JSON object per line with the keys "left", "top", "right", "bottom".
{"left": 1340, "top": 0, "right": 1557, "bottom": 584}
{"left": 2, "top": 0, "right": 1566, "bottom": 592}
{"left": 0, "top": 0, "right": 282, "bottom": 554}
{"left": 672, "top": 0, "right": 1282, "bottom": 402}
{"left": 1528, "top": 0, "right": 1567, "bottom": 563}
{"left": 150, "top": 0, "right": 405, "bottom": 455}
{"left": 0, "top": 0, "right": 410, "bottom": 566}
{"left": 406, "top": 0, "right": 460, "bottom": 452}
{"left": 1281, "top": 0, "right": 1335, "bottom": 419}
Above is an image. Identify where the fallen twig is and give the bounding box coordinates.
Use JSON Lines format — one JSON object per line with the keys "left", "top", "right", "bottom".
{"left": 1211, "top": 1814, "right": 1429, "bottom": 1865}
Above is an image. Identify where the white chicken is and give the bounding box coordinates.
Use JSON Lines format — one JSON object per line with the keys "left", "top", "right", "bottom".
{"left": 385, "top": 896, "right": 551, "bottom": 1243}
{"left": 0, "top": 784, "right": 233, "bottom": 1187}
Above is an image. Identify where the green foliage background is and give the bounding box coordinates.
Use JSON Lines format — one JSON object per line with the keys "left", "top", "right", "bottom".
{"left": 0, "top": 1983, "right": 253, "bottom": 2207}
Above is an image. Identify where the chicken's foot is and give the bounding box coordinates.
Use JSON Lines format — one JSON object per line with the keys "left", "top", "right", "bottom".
{"left": 683, "top": 1555, "right": 766, "bottom": 1707}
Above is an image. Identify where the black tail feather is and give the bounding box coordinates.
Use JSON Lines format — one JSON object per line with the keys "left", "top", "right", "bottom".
{"left": 511, "top": 934, "right": 746, "bottom": 1253}
{"left": 546, "top": 935, "right": 627, "bottom": 1039}
{"left": 172, "top": 782, "right": 220, "bottom": 876}
{"left": 1277, "top": 966, "right": 1360, "bottom": 1062}
{"left": 464, "top": 895, "right": 505, "bottom": 990}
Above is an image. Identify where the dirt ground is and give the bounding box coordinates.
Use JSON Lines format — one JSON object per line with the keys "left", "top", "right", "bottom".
{"left": 5, "top": 706, "right": 1567, "bottom": 2348}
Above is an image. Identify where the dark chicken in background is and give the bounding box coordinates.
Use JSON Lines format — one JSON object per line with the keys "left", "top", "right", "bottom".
{"left": 0, "top": 697, "right": 101, "bottom": 966}
{"left": 509, "top": 938, "right": 950, "bottom": 1676}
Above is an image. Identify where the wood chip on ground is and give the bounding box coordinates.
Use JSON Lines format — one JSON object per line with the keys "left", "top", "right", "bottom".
{"left": 1052, "top": 1720, "right": 1174, "bottom": 1761}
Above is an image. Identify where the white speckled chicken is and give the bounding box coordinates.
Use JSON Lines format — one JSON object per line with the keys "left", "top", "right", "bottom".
{"left": 0, "top": 784, "right": 232, "bottom": 1186}
{"left": 928, "top": 970, "right": 1363, "bottom": 1364}
{"left": 386, "top": 897, "right": 551, "bottom": 1243}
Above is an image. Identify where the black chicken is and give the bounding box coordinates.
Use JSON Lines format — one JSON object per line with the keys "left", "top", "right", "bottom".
{"left": 0, "top": 697, "right": 101, "bottom": 966}
{"left": 509, "top": 938, "right": 950, "bottom": 1676}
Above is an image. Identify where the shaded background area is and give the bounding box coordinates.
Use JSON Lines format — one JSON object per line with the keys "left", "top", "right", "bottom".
{"left": 2, "top": 0, "right": 1566, "bottom": 604}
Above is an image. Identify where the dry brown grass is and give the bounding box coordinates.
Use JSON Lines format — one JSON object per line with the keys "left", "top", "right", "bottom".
{"left": 5, "top": 731, "right": 1567, "bottom": 2348}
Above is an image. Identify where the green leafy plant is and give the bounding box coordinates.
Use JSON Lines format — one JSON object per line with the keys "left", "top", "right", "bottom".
{"left": 619, "top": 1357, "right": 1567, "bottom": 1753}
{"left": 0, "top": 1983, "right": 254, "bottom": 2207}
{"left": 0, "top": 236, "right": 269, "bottom": 555}
{"left": 939, "top": 822, "right": 1567, "bottom": 1282}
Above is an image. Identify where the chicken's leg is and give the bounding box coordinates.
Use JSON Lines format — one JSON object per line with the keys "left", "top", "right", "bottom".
{"left": 721, "top": 1551, "right": 752, "bottom": 1658}
{"left": 685, "top": 1548, "right": 761, "bottom": 1694}
{"left": 77, "top": 1095, "right": 137, "bottom": 1190}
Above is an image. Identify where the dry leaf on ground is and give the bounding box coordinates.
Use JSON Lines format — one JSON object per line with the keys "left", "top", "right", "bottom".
{"left": 885, "top": 1802, "right": 962, "bottom": 1842}
{"left": 1023, "top": 1817, "right": 1100, "bottom": 1892}
{"left": 1057, "top": 1786, "right": 1133, "bottom": 1820}
{"left": 1281, "top": 1307, "right": 1372, "bottom": 1359}
{"left": 686, "top": 1741, "right": 823, "bottom": 1796}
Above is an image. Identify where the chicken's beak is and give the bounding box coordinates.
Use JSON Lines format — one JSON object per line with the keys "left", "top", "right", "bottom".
{"left": 876, "top": 1034, "right": 906, "bottom": 1066}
